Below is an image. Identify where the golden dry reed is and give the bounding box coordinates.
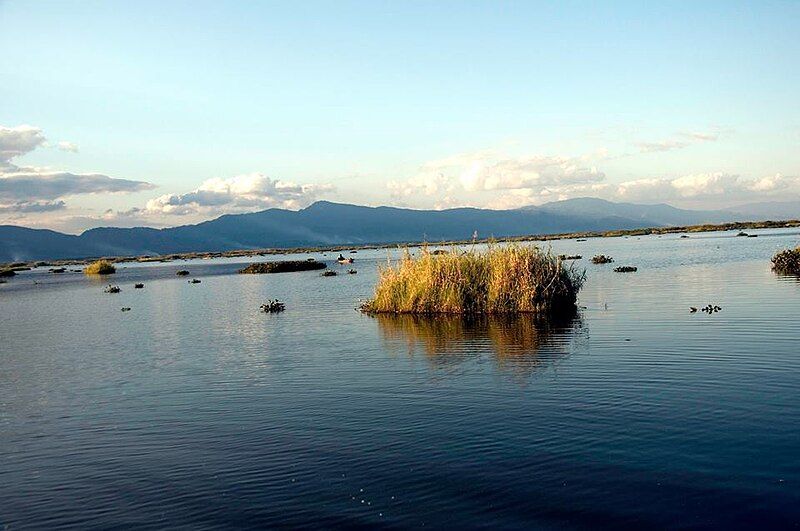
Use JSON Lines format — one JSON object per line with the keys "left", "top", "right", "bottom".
{"left": 361, "top": 244, "right": 584, "bottom": 315}
{"left": 84, "top": 259, "right": 116, "bottom": 275}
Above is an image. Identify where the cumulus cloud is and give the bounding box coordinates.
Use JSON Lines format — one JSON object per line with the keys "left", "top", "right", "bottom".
{"left": 0, "top": 124, "right": 155, "bottom": 221}
{"left": 614, "top": 172, "right": 800, "bottom": 202}
{"left": 0, "top": 125, "right": 46, "bottom": 162}
{"left": 144, "top": 173, "right": 334, "bottom": 216}
{"left": 388, "top": 150, "right": 605, "bottom": 204}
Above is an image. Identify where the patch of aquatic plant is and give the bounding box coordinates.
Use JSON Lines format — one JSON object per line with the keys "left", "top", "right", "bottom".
{"left": 690, "top": 304, "right": 722, "bottom": 314}
{"left": 176, "top": 270, "right": 190, "bottom": 276}
{"left": 591, "top": 255, "right": 614, "bottom": 264}
{"left": 84, "top": 260, "right": 116, "bottom": 275}
{"left": 134, "top": 283, "right": 144, "bottom": 289}
{"left": 361, "top": 245, "right": 584, "bottom": 315}
{"left": 260, "top": 300, "right": 286, "bottom": 313}
{"left": 771, "top": 247, "right": 800, "bottom": 275}
{"left": 322, "top": 270, "right": 338, "bottom": 277}
{"left": 239, "top": 261, "right": 327, "bottom": 274}
{"left": 121, "top": 307, "right": 131, "bottom": 312}
{"left": 50, "top": 267, "right": 66, "bottom": 273}
{"left": 348, "top": 269, "right": 357, "bottom": 274}
{"left": 613, "top": 266, "right": 637, "bottom": 273}
{"left": 558, "top": 254, "right": 582, "bottom": 260}
{"left": 188, "top": 278, "right": 201, "bottom": 284}
{"left": 104, "top": 285, "right": 121, "bottom": 293}
{"left": 0, "top": 269, "right": 16, "bottom": 277}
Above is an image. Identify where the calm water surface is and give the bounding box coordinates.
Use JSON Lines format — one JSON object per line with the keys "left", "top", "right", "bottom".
{"left": 2, "top": 230, "right": 799, "bottom": 529}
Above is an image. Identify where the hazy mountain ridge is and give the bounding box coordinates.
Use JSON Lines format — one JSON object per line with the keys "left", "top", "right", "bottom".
{"left": 1, "top": 198, "right": 798, "bottom": 262}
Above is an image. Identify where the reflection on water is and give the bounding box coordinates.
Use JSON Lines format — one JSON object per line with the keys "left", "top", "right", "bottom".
{"left": 375, "top": 311, "right": 582, "bottom": 380}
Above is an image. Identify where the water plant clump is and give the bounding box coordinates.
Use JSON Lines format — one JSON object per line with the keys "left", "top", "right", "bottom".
{"left": 347, "top": 269, "right": 358, "bottom": 274}
{"left": 614, "top": 266, "right": 637, "bottom": 273}
{"left": 239, "top": 261, "right": 327, "bottom": 274}
{"left": 176, "top": 270, "right": 190, "bottom": 276}
{"left": 260, "top": 300, "right": 286, "bottom": 313}
{"left": 322, "top": 270, "right": 338, "bottom": 277}
{"left": 771, "top": 247, "right": 800, "bottom": 275}
{"left": 84, "top": 260, "right": 116, "bottom": 275}
{"left": 559, "top": 254, "right": 582, "bottom": 260}
{"left": 0, "top": 269, "right": 16, "bottom": 277}
{"left": 188, "top": 278, "right": 201, "bottom": 284}
{"left": 104, "top": 285, "right": 121, "bottom": 293}
{"left": 591, "top": 255, "right": 614, "bottom": 264}
{"left": 361, "top": 245, "right": 584, "bottom": 315}
{"left": 134, "top": 283, "right": 145, "bottom": 289}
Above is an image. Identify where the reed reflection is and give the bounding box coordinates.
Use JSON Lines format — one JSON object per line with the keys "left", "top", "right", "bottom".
{"left": 375, "top": 311, "right": 582, "bottom": 380}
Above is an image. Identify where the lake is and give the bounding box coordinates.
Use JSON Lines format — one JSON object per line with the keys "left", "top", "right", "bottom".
{"left": 1, "top": 230, "right": 799, "bottom": 528}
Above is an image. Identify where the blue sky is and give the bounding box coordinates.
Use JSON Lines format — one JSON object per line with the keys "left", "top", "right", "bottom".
{"left": 1, "top": 1, "right": 799, "bottom": 232}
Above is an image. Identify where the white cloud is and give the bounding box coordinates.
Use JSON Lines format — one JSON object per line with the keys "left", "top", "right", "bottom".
{"left": 613, "top": 172, "right": 800, "bottom": 202}
{"left": 0, "top": 125, "right": 46, "bottom": 162}
{"left": 57, "top": 141, "right": 79, "bottom": 153}
{"left": 388, "top": 150, "right": 605, "bottom": 204}
{"left": 144, "top": 173, "right": 335, "bottom": 216}
{"left": 0, "top": 124, "right": 155, "bottom": 223}
{"left": 635, "top": 129, "right": 720, "bottom": 153}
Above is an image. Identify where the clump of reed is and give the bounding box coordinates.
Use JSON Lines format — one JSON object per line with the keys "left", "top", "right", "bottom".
{"left": 239, "top": 260, "right": 326, "bottom": 274}
{"left": 772, "top": 247, "right": 800, "bottom": 275}
{"left": 613, "top": 266, "right": 637, "bottom": 273}
{"left": 361, "top": 245, "right": 584, "bottom": 315}
{"left": 591, "top": 255, "right": 614, "bottom": 264}
{"left": 260, "top": 300, "right": 286, "bottom": 313}
{"left": 84, "top": 259, "right": 116, "bottom": 275}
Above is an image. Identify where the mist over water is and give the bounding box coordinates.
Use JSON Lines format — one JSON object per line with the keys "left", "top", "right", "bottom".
{"left": 2, "top": 230, "right": 799, "bottom": 528}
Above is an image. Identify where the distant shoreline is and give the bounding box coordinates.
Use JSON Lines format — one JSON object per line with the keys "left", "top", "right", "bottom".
{"left": 3, "top": 218, "right": 800, "bottom": 269}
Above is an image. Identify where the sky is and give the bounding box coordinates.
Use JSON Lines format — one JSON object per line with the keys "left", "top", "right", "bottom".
{"left": 1, "top": 0, "right": 799, "bottom": 233}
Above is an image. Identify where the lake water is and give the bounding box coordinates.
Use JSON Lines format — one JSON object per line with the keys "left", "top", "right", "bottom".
{"left": 2, "top": 230, "right": 799, "bottom": 529}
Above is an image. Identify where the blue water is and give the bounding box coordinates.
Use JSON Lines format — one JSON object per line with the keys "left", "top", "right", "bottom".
{"left": 1, "top": 230, "right": 799, "bottom": 528}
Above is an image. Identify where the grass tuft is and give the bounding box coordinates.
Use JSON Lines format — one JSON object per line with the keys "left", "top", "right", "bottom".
{"left": 84, "top": 260, "right": 116, "bottom": 275}
{"left": 772, "top": 247, "right": 800, "bottom": 275}
{"left": 361, "top": 245, "right": 584, "bottom": 315}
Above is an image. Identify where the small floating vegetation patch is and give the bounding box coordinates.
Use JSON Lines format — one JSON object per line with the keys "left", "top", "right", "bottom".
{"left": 260, "top": 300, "right": 286, "bottom": 313}
{"left": 613, "top": 266, "right": 637, "bottom": 273}
{"left": 84, "top": 260, "right": 116, "bottom": 275}
{"left": 176, "top": 270, "right": 190, "bottom": 276}
{"left": 104, "top": 285, "right": 121, "bottom": 293}
{"left": 239, "top": 260, "right": 327, "bottom": 274}
{"left": 134, "top": 283, "right": 144, "bottom": 289}
{"left": 558, "top": 254, "right": 582, "bottom": 260}
{"left": 50, "top": 267, "right": 66, "bottom": 273}
{"left": 348, "top": 269, "right": 357, "bottom": 274}
{"left": 361, "top": 245, "right": 584, "bottom": 315}
{"left": 121, "top": 307, "right": 131, "bottom": 312}
{"left": 772, "top": 247, "right": 800, "bottom": 275}
{"left": 322, "top": 270, "right": 338, "bottom": 277}
{"left": 591, "top": 255, "right": 614, "bottom": 264}
{"left": 188, "top": 278, "right": 201, "bottom": 284}
{"left": 690, "top": 304, "right": 722, "bottom": 314}
{"left": 737, "top": 231, "right": 749, "bottom": 237}
{"left": 0, "top": 268, "right": 16, "bottom": 277}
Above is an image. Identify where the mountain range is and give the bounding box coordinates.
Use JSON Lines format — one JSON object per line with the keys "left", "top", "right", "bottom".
{"left": 1, "top": 198, "right": 798, "bottom": 262}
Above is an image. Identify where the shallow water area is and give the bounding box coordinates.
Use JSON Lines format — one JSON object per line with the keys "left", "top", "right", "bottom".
{"left": 1, "top": 229, "right": 799, "bottom": 528}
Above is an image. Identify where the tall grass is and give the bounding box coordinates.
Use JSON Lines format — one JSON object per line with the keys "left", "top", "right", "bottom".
{"left": 361, "top": 245, "right": 584, "bottom": 315}
{"left": 84, "top": 259, "right": 116, "bottom": 275}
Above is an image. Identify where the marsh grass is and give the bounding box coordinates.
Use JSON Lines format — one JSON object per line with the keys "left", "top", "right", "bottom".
{"left": 84, "top": 260, "right": 116, "bottom": 275}
{"left": 361, "top": 244, "right": 584, "bottom": 315}
{"left": 772, "top": 247, "right": 800, "bottom": 275}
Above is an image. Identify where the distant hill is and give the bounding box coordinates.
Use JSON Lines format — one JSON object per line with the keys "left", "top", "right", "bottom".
{"left": 0, "top": 198, "right": 774, "bottom": 262}
{"left": 528, "top": 197, "right": 734, "bottom": 226}
{"left": 722, "top": 200, "right": 800, "bottom": 221}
